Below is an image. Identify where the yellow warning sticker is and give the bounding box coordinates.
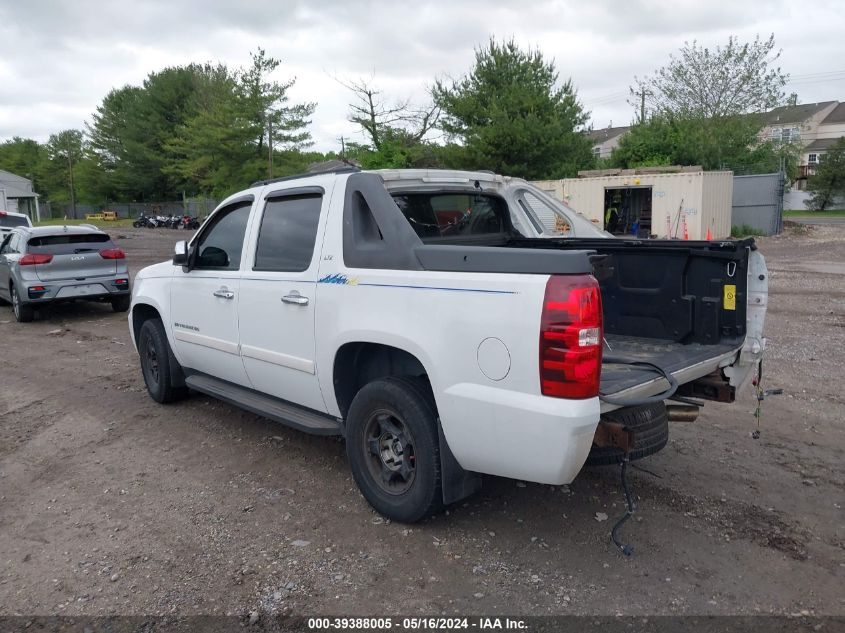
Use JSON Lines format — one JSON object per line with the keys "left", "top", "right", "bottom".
{"left": 724, "top": 284, "right": 736, "bottom": 311}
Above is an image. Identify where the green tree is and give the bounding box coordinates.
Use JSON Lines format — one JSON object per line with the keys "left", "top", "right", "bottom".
{"left": 633, "top": 34, "right": 788, "bottom": 120}
{"left": 87, "top": 85, "right": 146, "bottom": 199}
{"left": 163, "top": 64, "right": 253, "bottom": 197}
{"left": 432, "top": 38, "right": 593, "bottom": 179}
{"left": 0, "top": 137, "right": 43, "bottom": 190}
{"left": 612, "top": 115, "right": 799, "bottom": 174}
{"left": 617, "top": 35, "right": 790, "bottom": 172}
{"left": 42, "top": 130, "right": 86, "bottom": 214}
{"left": 806, "top": 138, "right": 845, "bottom": 211}
{"left": 237, "top": 48, "right": 316, "bottom": 178}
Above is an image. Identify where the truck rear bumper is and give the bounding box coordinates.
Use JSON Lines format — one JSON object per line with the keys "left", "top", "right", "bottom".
{"left": 438, "top": 383, "right": 600, "bottom": 485}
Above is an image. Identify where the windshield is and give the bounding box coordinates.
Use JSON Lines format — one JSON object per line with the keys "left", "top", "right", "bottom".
{"left": 0, "top": 215, "right": 29, "bottom": 228}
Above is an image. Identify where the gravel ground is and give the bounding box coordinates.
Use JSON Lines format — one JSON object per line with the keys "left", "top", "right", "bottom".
{"left": 0, "top": 224, "right": 842, "bottom": 618}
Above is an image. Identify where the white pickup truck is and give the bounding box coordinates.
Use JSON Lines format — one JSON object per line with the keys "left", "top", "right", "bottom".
{"left": 129, "top": 168, "right": 767, "bottom": 522}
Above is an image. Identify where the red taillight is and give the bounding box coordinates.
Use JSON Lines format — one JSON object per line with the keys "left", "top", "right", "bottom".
{"left": 99, "top": 248, "right": 125, "bottom": 260}
{"left": 540, "top": 274, "right": 603, "bottom": 399}
{"left": 19, "top": 253, "right": 53, "bottom": 266}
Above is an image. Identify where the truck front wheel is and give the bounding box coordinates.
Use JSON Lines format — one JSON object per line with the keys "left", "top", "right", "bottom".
{"left": 346, "top": 376, "right": 442, "bottom": 523}
{"left": 138, "top": 318, "right": 187, "bottom": 404}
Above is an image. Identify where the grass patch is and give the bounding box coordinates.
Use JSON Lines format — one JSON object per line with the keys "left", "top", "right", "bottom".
{"left": 35, "top": 218, "right": 136, "bottom": 228}
{"left": 731, "top": 224, "right": 759, "bottom": 238}
{"left": 784, "top": 209, "right": 845, "bottom": 217}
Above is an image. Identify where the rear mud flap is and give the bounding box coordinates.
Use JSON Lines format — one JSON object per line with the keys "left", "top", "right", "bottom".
{"left": 438, "top": 421, "right": 482, "bottom": 505}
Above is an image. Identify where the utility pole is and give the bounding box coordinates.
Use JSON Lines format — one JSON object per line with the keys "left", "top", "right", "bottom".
{"left": 66, "top": 143, "right": 76, "bottom": 219}
{"left": 633, "top": 88, "right": 653, "bottom": 124}
{"left": 267, "top": 116, "right": 274, "bottom": 179}
{"left": 339, "top": 135, "right": 346, "bottom": 160}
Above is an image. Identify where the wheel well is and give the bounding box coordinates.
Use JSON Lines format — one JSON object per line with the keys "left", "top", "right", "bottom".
{"left": 132, "top": 303, "right": 161, "bottom": 345}
{"left": 333, "top": 342, "right": 428, "bottom": 418}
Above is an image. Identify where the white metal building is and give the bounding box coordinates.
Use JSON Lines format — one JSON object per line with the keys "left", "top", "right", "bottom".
{"left": 532, "top": 169, "right": 733, "bottom": 240}
{"left": 0, "top": 169, "right": 40, "bottom": 221}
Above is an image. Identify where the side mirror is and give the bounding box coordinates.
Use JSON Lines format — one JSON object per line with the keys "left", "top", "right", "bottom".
{"left": 196, "top": 246, "right": 228, "bottom": 268}
{"left": 173, "top": 240, "right": 188, "bottom": 266}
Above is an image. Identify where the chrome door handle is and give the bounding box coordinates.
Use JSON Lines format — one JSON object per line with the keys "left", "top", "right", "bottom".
{"left": 213, "top": 289, "right": 235, "bottom": 299}
{"left": 281, "top": 293, "right": 309, "bottom": 306}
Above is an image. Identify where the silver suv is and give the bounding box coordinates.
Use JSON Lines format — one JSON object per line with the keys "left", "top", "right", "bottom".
{"left": 0, "top": 225, "right": 131, "bottom": 322}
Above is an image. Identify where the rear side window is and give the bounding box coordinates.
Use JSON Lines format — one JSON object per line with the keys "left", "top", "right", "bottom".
{"left": 28, "top": 233, "right": 113, "bottom": 254}
{"left": 520, "top": 191, "right": 572, "bottom": 235}
{"left": 391, "top": 193, "right": 507, "bottom": 241}
{"left": 0, "top": 215, "right": 29, "bottom": 228}
{"left": 254, "top": 195, "right": 322, "bottom": 272}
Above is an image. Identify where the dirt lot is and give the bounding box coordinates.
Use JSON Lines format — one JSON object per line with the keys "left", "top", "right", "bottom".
{"left": 0, "top": 224, "right": 843, "bottom": 618}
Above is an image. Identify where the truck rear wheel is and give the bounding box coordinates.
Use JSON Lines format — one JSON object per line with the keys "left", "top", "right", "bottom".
{"left": 585, "top": 402, "right": 669, "bottom": 466}
{"left": 345, "top": 376, "right": 442, "bottom": 523}
{"left": 138, "top": 318, "right": 187, "bottom": 404}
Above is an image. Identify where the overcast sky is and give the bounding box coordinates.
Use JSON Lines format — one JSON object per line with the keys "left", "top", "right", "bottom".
{"left": 1, "top": 0, "right": 843, "bottom": 152}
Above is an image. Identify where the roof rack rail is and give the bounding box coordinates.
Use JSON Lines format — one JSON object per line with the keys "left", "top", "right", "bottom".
{"left": 250, "top": 165, "right": 361, "bottom": 188}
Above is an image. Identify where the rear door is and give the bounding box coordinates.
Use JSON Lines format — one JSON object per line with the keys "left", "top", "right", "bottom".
{"left": 169, "top": 199, "right": 254, "bottom": 386}
{"left": 238, "top": 185, "right": 331, "bottom": 412}
{"left": 25, "top": 233, "right": 119, "bottom": 282}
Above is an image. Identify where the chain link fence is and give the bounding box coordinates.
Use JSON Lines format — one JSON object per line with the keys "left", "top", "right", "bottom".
{"left": 42, "top": 199, "right": 219, "bottom": 221}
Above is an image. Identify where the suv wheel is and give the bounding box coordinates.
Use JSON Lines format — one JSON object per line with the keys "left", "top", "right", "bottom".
{"left": 138, "top": 318, "right": 187, "bottom": 403}
{"left": 346, "top": 376, "right": 442, "bottom": 523}
{"left": 112, "top": 295, "right": 131, "bottom": 312}
{"left": 11, "top": 285, "right": 34, "bottom": 323}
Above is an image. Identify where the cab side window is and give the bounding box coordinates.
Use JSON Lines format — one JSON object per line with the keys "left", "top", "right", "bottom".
{"left": 254, "top": 194, "right": 322, "bottom": 272}
{"left": 193, "top": 202, "right": 252, "bottom": 270}
{"left": 0, "top": 235, "right": 11, "bottom": 254}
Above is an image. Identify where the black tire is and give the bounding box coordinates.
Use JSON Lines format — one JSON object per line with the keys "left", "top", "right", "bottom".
{"left": 585, "top": 402, "right": 668, "bottom": 466}
{"left": 111, "top": 295, "right": 131, "bottom": 312}
{"left": 11, "top": 285, "right": 34, "bottom": 323}
{"left": 132, "top": 221, "right": 141, "bottom": 228}
{"left": 138, "top": 318, "right": 187, "bottom": 404}
{"left": 346, "top": 376, "right": 442, "bottom": 523}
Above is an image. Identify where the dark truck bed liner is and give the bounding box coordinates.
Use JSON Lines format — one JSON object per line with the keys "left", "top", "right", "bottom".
{"left": 600, "top": 334, "right": 738, "bottom": 396}
{"left": 506, "top": 236, "right": 754, "bottom": 403}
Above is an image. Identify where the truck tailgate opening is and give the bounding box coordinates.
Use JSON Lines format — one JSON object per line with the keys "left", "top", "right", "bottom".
{"left": 600, "top": 335, "right": 737, "bottom": 396}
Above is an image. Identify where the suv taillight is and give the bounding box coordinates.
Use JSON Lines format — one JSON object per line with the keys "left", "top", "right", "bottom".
{"left": 99, "top": 248, "right": 125, "bottom": 259}
{"left": 19, "top": 253, "right": 53, "bottom": 266}
{"left": 539, "top": 274, "right": 603, "bottom": 399}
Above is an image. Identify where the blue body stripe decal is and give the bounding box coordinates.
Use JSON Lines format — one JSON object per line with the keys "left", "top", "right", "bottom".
{"left": 316, "top": 273, "right": 515, "bottom": 294}
{"left": 357, "top": 282, "right": 515, "bottom": 295}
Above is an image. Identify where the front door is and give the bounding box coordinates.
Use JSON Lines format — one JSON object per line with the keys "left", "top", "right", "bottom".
{"left": 238, "top": 187, "right": 330, "bottom": 413}
{"left": 170, "top": 200, "right": 253, "bottom": 387}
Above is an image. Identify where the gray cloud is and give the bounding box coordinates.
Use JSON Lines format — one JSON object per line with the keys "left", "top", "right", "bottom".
{"left": 0, "top": 0, "right": 842, "bottom": 151}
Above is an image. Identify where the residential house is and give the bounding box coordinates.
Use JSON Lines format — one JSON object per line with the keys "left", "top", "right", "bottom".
{"left": 760, "top": 101, "right": 845, "bottom": 188}
{"left": 586, "top": 101, "right": 845, "bottom": 188}
{"left": 0, "top": 169, "right": 40, "bottom": 220}
{"left": 586, "top": 125, "right": 630, "bottom": 160}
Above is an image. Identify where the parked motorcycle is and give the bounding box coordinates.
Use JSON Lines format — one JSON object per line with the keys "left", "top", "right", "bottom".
{"left": 133, "top": 212, "right": 154, "bottom": 228}
{"left": 180, "top": 215, "right": 201, "bottom": 230}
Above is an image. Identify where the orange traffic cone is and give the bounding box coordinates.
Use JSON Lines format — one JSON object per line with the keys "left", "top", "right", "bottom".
{"left": 705, "top": 225, "right": 713, "bottom": 240}
{"left": 682, "top": 216, "right": 689, "bottom": 240}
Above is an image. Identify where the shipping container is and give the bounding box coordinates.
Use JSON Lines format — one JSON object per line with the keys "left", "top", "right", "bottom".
{"left": 532, "top": 170, "right": 733, "bottom": 240}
